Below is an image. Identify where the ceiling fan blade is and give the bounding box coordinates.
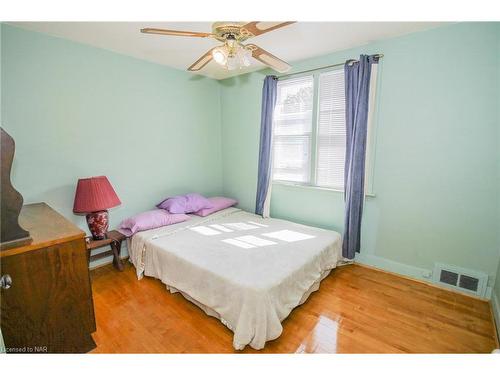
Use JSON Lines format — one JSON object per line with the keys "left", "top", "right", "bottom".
{"left": 141, "top": 28, "right": 212, "bottom": 38}
{"left": 246, "top": 44, "right": 291, "bottom": 73}
{"left": 241, "top": 22, "right": 295, "bottom": 37}
{"left": 188, "top": 48, "right": 215, "bottom": 71}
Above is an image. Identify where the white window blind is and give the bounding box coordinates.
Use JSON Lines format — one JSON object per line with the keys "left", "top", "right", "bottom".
{"left": 272, "top": 76, "right": 314, "bottom": 183}
{"left": 316, "top": 69, "right": 346, "bottom": 190}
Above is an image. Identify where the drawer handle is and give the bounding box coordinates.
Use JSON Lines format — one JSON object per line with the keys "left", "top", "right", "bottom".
{"left": 0, "top": 274, "right": 12, "bottom": 289}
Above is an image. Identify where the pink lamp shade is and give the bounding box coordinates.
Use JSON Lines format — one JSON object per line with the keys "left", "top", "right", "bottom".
{"left": 73, "top": 176, "right": 121, "bottom": 213}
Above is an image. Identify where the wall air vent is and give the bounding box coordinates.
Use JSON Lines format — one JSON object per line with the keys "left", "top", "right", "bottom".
{"left": 458, "top": 274, "right": 479, "bottom": 292}
{"left": 433, "top": 263, "right": 488, "bottom": 298}
{"left": 439, "top": 269, "right": 459, "bottom": 286}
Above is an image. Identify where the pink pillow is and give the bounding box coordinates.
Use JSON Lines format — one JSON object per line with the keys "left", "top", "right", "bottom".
{"left": 117, "top": 209, "right": 190, "bottom": 236}
{"left": 156, "top": 193, "right": 213, "bottom": 214}
{"left": 193, "top": 197, "right": 238, "bottom": 217}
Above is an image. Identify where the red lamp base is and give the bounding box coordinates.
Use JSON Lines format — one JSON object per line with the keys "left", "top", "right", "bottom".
{"left": 86, "top": 210, "right": 109, "bottom": 240}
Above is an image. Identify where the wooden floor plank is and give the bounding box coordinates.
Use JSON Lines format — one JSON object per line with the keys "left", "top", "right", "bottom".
{"left": 90, "top": 262, "right": 498, "bottom": 353}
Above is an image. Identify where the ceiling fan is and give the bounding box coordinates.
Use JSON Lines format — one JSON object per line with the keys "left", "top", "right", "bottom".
{"left": 140, "top": 22, "right": 295, "bottom": 73}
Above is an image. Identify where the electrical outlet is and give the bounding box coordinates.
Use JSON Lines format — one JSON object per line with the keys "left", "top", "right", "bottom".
{"left": 422, "top": 270, "right": 432, "bottom": 278}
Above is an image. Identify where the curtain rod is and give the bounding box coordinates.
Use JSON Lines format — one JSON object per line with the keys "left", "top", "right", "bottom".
{"left": 276, "top": 53, "right": 384, "bottom": 80}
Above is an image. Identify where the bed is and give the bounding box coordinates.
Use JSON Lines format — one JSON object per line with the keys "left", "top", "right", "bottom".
{"left": 127, "top": 207, "right": 345, "bottom": 350}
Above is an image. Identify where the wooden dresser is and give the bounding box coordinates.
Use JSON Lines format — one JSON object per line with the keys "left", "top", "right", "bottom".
{"left": 0, "top": 203, "right": 96, "bottom": 353}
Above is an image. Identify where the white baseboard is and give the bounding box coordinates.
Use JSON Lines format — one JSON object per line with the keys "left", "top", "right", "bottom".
{"left": 492, "top": 292, "right": 500, "bottom": 343}
{"left": 486, "top": 287, "right": 493, "bottom": 300}
{"left": 89, "top": 255, "right": 129, "bottom": 271}
{"left": 355, "top": 253, "right": 431, "bottom": 282}
{"left": 89, "top": 242, "right": 129, "bottom": 270}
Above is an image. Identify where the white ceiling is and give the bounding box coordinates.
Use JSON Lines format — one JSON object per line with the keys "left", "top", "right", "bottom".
{"left": 10, "top": 22, "right": 445, "bottom": 80}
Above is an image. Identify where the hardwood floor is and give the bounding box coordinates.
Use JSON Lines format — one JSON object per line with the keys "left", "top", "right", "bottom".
{"left": 90, "top": 262, "right": 498, "bottom": 353}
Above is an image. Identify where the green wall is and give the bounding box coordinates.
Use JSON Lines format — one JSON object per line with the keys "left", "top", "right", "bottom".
{"left": 220, "top": 23, "right": 500, "bottom": 294}
{"left": 1, "top": 24, "right": 223, "bottom": 237}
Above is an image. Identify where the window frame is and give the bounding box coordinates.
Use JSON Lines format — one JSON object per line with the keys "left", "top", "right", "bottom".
{"left": 271, "top": 64, "right": 378, "bottom": 196}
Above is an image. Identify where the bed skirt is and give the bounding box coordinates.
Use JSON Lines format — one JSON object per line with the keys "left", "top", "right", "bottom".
{"left": 165, "top": 268, "right": 333, "bottom": 343}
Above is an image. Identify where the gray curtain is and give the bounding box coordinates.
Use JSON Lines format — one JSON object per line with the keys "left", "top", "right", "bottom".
{"left": 342, "top": 55, "right": 379, "bottom": 259}
{"left": 255, "top": 76, "right": 278, "bottom": 216}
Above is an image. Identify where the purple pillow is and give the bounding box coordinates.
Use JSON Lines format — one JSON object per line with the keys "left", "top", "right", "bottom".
{"left": 117, "top": 209, "right": 190, "bottom": 237}
{"left": 194, "top": 197, "right": 238, "bottom": 217}
{"left": 157, "top": 193, "right": 213, "bottom": 214}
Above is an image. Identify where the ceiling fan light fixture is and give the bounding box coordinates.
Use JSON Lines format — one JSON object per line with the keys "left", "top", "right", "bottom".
{"left": 226, "top": 55, "right": 238, "bottom": 71}
{"left": 212, "top": 46, "right": 227, "bottom": 65}
{"left": 237, "top": 47, "right": 252, "bottom": 67}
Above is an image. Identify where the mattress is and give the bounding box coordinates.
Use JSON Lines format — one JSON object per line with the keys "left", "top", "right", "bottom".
{"left": 128, "top": 207, "right": 345, "bottom": 350}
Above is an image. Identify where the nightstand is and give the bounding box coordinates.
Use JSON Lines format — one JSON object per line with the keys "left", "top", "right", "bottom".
{"left": 86, "top": 230, "right": 126, "bottom": 271}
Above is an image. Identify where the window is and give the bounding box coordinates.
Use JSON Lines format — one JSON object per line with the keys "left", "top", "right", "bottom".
{"left": 272, "top": 76, "right": 313, "bottom": 183}
{"left": 271, "top": 66, "right": 377, "bottom": 192}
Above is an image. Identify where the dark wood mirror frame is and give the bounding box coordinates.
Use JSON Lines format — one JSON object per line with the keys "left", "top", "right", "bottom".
{"left": 1, "top": 127, "right": 32, "bottom": 250}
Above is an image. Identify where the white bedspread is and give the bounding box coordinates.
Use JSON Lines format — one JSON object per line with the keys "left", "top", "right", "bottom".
{"left": 128, "top": 208, "right": 344, "bottom": 350}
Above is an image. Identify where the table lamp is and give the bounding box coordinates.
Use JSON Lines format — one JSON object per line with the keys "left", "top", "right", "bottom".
{"left": 73, "top": 176, "right": 121, "bottom": 240}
